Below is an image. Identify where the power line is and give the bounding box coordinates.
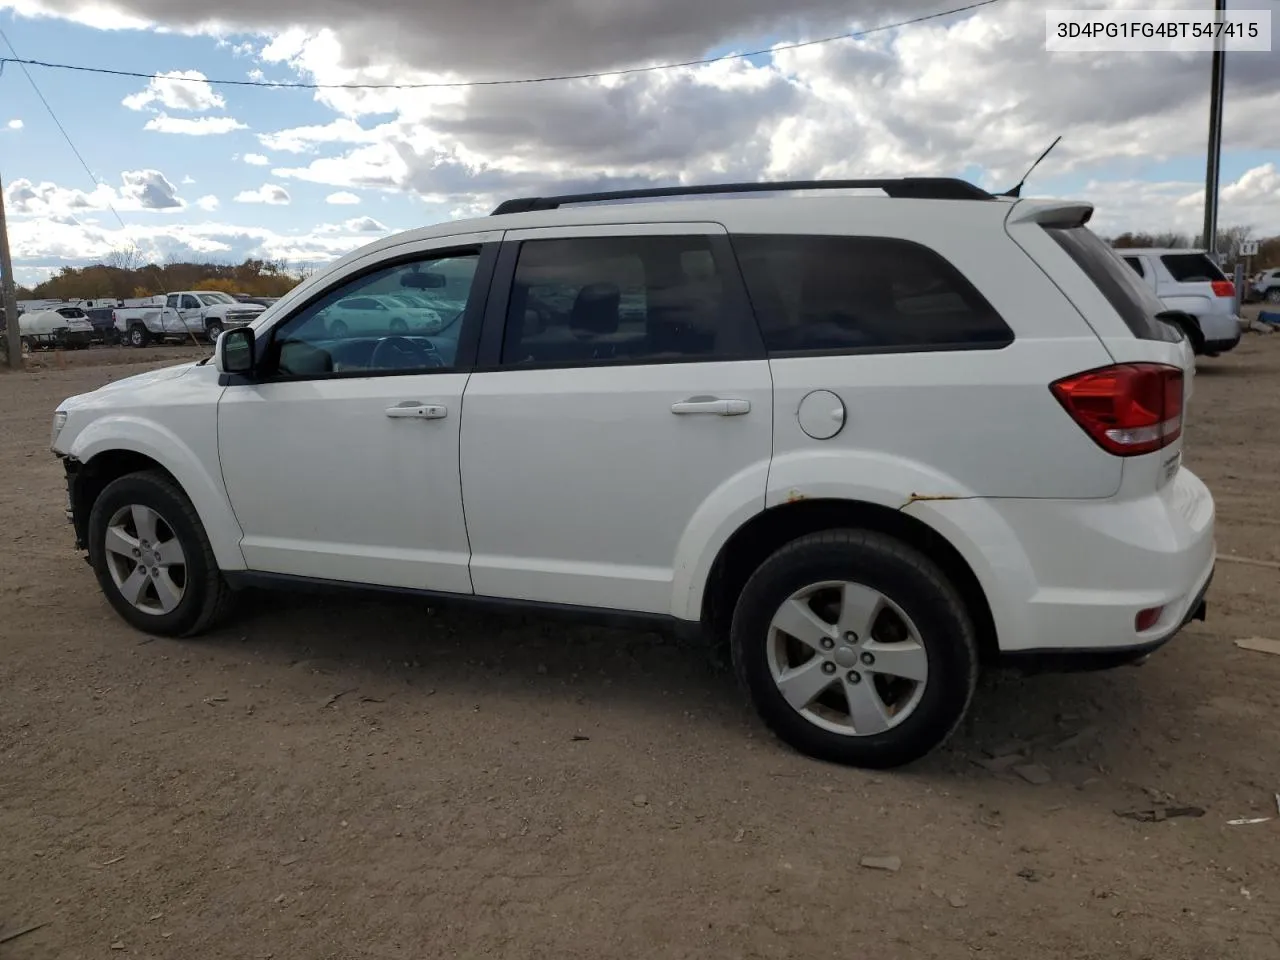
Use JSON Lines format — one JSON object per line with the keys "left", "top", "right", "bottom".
{"left": 0, "top": 0, "right": 1004, "bottom": 92}
{"left": 0, "top": 27, "right": 128, "bottom": 230}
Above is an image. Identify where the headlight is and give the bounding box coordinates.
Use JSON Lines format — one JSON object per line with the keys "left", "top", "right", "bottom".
{"left": 51, "top": 410, "right": 68, "bottom": 450}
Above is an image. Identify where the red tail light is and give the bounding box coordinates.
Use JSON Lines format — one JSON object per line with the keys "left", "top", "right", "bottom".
{"left": 1211, "top": 279, "right": 1234, "bottom": 298}
{"left": 1050, "top": 363, "right": 1183, "bottom": 456}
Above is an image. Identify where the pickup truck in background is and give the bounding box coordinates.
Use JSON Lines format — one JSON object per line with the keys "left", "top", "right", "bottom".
{"left": 114, "top": 291, "right": 267, "bottom": 347}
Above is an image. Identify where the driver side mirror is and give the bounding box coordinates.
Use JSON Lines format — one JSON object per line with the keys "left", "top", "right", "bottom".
{"left": 217, "top": 327, "right": 256, "bottom": 376}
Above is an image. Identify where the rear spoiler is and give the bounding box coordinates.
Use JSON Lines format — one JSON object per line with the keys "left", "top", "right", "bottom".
{"left": 1005, "top": 199, "right": 1094, "bottom": 229}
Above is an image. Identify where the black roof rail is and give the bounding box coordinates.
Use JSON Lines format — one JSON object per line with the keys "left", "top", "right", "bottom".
{"left": 490, "top": 177, "right": 993, "bottom": 215}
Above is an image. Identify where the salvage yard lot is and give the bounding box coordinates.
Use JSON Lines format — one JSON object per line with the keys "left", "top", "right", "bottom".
{"left": 3, "top": 333, "right": 1280, "bottom": 959}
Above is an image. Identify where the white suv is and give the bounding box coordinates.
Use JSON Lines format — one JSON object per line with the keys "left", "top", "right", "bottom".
{"left": 1118, "top": 248, "right": 1241, "bottom": 356}
{"left": 50, "top": 179, "right": 1215, "bottom": 769}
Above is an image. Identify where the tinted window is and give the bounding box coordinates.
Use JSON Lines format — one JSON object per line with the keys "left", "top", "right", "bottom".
{"left": 1045, "top": 227, "right": 1177, "bottom": 342}
{"left": 265, "top": 251, "right": 480, "bottom": 377}
{"left": 732, "top": 234, "right": 1012, "bottom": 354}
{"left": 181, "top": 295, "right": 201, "bottom": 310}
{"left": 1161, "top": 253, "right": 1226, "bottom": 283}
{"left": 56, "top": 307, "right": 87, "bottom": 318}
{"left": 501, "top": 236, "right": 750, "bottom": 366}
{"left": 1123, "top": 256, "right": 1145, "bottom": 277}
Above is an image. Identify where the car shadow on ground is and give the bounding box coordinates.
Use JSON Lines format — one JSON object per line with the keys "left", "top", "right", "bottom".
{"left": 194, "top": 586, "right": 1152, "bottom": 779}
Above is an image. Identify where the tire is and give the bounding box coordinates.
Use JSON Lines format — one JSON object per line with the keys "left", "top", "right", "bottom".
{"left": 730, "top": 529, "right": 978, "bottom": 769}
{"left": 128, "top": 325, "right": 149, "bottom": 348}
{"left": 205, "top": 321, "right": 223, "bottom": 342}
{"left": 87, "top": 471, "right": 233, "bottom": 638}
{"left": 389, "top": 316, "right": 409, "bottom": 335}
{"left": 329, "top": 319, "right": 349, "bottom": 338}
{"left": 20, "top": 336, "right": 32, "bottom": 352}
{"left": 1267, "top": 289, "right": 1280, "bottom": 305}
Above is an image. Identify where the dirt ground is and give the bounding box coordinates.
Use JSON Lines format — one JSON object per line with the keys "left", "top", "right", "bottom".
{"left": 2, "top": 330, "right": 1279, "bottom": 960}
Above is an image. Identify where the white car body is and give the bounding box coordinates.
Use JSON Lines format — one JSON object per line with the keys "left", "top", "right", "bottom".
{"left": 1118, "top": 248, "right": 1241, "bottom": 354}
{"left": 51, "top": 179, "right": 1216, "bottom": 768}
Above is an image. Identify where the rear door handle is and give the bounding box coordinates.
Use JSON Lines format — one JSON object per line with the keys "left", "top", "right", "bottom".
{"left": 671, "top": 396, "right": 751, "bottom": 416}
{"left": 385, "top": 402, "right": 447, "bottom": 420}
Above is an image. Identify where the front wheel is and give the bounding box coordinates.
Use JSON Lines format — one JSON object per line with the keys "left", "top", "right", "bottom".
{"left": 730, "top": 530, "right": 978, "bottom": 769}
{"left": 205, "top": 321, "right": 223, "bottom": 342}
{"left": 87, "top": 471, "right": 233, "bottom": 637}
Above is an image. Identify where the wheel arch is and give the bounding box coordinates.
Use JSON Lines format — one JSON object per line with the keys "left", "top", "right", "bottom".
{"left": 66, "top": 430, "right": 246, "bottom": 572}
{"left": 699, "top": 498, "right": 1000, "bottom": 664}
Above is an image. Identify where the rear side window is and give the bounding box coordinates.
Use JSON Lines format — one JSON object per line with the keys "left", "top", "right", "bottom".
{"left": 1044, "top": 227, "right": 1177, "bottom": 342}
{"left": 1161, "top": 253, "right": 1226, "bottom": 283}
{"left": 1123, "top": 256, "right": 1145, "bottom": 277}
{"left": 731, "top": 234, "right": 1013, "bottom": 355}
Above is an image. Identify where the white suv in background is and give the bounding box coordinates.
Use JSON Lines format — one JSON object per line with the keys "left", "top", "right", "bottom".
{"left": 50, "top": 179, "right": 1215, "bottom": 769}
{"left": 1119, "top": 248, "right": 1242, "bottom": 356}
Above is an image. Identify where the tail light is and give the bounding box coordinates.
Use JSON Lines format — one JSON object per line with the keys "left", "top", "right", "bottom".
{"left": 1050, "top": 363, "right": 1183, "bottom": 456}
{"left": 1211, "top": 279, "right": 1234, "bottom": 298}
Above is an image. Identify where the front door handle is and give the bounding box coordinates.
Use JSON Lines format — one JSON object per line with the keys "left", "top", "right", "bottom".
{"left": 671, "top": 396, "right": 751, "bottom": 416}
{"left": 386, "top": 402, "right": 447, "bottom": 420}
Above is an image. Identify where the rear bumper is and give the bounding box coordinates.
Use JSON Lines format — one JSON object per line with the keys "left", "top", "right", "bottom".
{"left": 903, "top": 467, "right": 1216, "bottom": 663}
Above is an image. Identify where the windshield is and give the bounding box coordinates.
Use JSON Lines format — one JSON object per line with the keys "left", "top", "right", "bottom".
{"left": 198, "top": 293, "right": 237, "bottom": 306}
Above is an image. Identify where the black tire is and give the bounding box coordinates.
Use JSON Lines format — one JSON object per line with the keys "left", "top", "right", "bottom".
{"left": 388, "top": 316, "right": 409, "bottom": 335}
{"left": 128, "top": 325, "right": 149, "bottom": 348}
{"left": 20, "top": 336, "right": 32, "bottom": 352}
{"left": 87, "top": 471, "right": 234, "bottom": 638}
{"left": 730, "top": 529, "right": 978, "bottom": 769}
{"left": 329, "top": 319, "right": 349, "bottom": 338}
{"left": 1267, "top": 289, "right": 1280, "bottom": 305}
{"left": 205, "top": 321, "right": 223, "bottom": 342}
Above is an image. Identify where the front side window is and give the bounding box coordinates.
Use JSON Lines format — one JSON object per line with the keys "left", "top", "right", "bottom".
{"left": 263, "top": 251, "right": 480, "bottom": 377}
{"left": 500, "top": 235, "right": 747, "bottom": 366}
{"left": 181, "top": 295, "right": 201, "bottom": 310}
{"left": 733, "top": 234, "right": 1013, "bottom": 354}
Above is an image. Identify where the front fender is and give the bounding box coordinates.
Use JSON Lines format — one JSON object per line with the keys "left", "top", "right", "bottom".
{"left": 67, "top": 416, "right": 246, "bottom": 571}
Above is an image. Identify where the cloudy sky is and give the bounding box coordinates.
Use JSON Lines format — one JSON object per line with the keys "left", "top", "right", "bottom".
{"left": 0, "top": 0, "right": 1277, "bottom": 285}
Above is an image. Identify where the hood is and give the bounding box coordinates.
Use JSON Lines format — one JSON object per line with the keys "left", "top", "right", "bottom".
{"left": 91, "top": 361, "right": 199, "bottom": 395}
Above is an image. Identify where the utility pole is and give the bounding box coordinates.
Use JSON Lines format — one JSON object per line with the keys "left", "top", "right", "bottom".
{"left": 0, "top": 171, "right": 22, "bottom": 371}
{"left": 1201, "top": 0, "right": 1227, "bottom": 260}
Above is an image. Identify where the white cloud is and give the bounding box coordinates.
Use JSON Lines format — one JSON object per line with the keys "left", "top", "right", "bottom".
{"left": 181, "top": 175, "right": 196, "bottom": 185}
{"left": 119, "top": 169, "right": 184, "bottom": 209}
{"left": 346, "top": 216, "right": 387, "bottom": 232}
{"left": 243, "top": 153, "right": 270, "bottom": 165}
{"left": 4, "top": 169, "right": 188, "bottom": 215}
{"left": 145, "top": 114, "right": 249, "bottom": 136}
{"left": 325, "top": 191, "right": 361, "bottom": 205}
{"left": 6, "top": 119, "right": 23, "bottom": 130}
{"left": 234, "top": 183, "right": 292, "bottom": 205}
{"left": 122, "top": 69, "right": 226, "bottom": 112}
{"left": 258, "top": 118, "right": 381, "bottom": 154}
{"left": 196, "top": 194, "right": 220, "bottom": 211}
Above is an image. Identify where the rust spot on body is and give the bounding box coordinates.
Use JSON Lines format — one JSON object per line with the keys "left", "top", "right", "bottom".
{"left": 785, "top": 489, "right": 808, "bottom": 503}
{"left": 903, "top": 492, "right": 960, "bottom": 507}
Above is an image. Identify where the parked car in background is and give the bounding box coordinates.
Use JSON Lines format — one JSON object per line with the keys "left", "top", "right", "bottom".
{"left": 83, "top": 307, "right": 119, "bottom": 344}
{"left": 114, "top": 291, "right": 267, "bottom": 346}
{"left": 20, "top": 306, "right": 95, "bottom": 350}
{"left": 1119, "top": 248, "right": 1240, "bottom": 356}
{"left": 1248, "top": 268, "right": 1280, "bottom": 304}
{"left": 50, "top": 177, "right": 1214, "bottom": 770}
{"left": 232, "top": 294, "right": 279, "bottom": 307}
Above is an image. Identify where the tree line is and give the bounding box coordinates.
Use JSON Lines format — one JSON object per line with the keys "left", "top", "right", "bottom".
{"left": 1107, "top": 226, "right": 1278, "bottom": 270}
{"left": 17, "top": 252, "right": 310, "bottom": 302}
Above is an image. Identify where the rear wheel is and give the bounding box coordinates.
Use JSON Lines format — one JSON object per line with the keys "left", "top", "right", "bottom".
{"left": 731, "top": 529, "right": 978, "bottom": 769}
{"left": 128, "top": 325, "right": 149, "bottom": 348}
{"left": 1267, "top": 289, "right": 1280, "bottom": 305}
{"left": 87, "top": 471, "right": 233, "bottom": 637}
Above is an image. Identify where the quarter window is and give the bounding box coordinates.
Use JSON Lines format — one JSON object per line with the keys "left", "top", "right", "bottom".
{"left": 732, "top": 234, "right": 1014, "bottom": 354}
{"left": 500, "top": 235, "right": 749, "bottom": 366}
{"left": 264, "top": 251, "right": 481, "bottom": 377}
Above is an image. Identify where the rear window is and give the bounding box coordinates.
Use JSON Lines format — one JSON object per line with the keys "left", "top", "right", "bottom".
{"left": 1044, "top": 227, "right": 1177, "bottom": 342}
{"left": 732, "top": 234, "right": 1013, "bottom": 354}
{"left": 1161, "top": 253, "right": 1226, "bottom": 283}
